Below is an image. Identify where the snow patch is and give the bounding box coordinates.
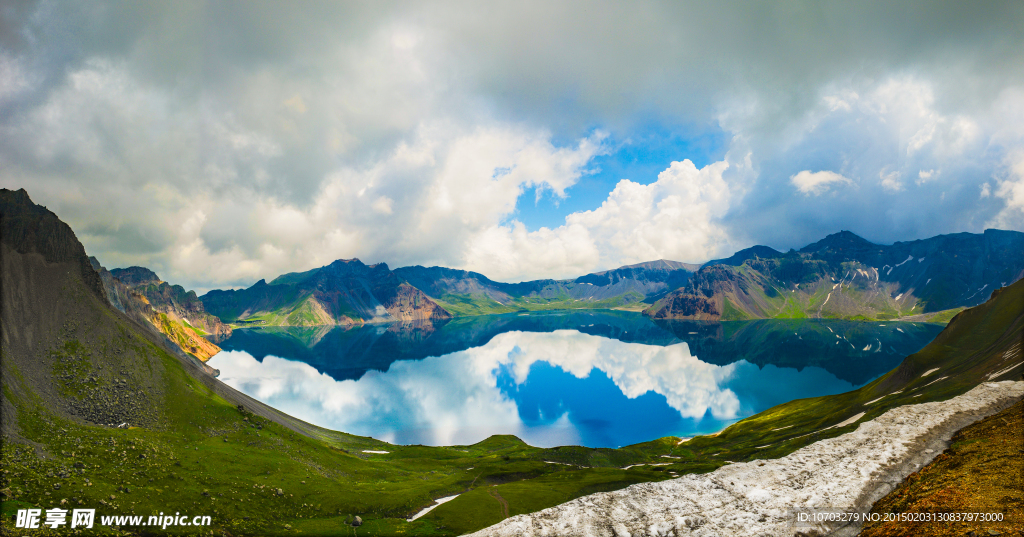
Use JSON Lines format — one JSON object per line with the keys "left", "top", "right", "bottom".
{"left": 918, "top": 257, "right": 925, "bottom": 263}
{"left": 988, "top": 362, "right": 1023, "bottom": 380}
{"left": 826, "top": 412, "right": 865, "bottom": 430}
{"left": 921, "top": 376, "right": 948, "bottom": 389}
{"left": 362, "top": 450, "right": 390, "bottom": 454}
{"left": 920, "top": 368, "right": 940, "bottom": 377}
{"left": 467, "top": 382, "right": 1024, "bottom": 537}
{"left": 407, "top": 494, "right": 461, "bottom": 522}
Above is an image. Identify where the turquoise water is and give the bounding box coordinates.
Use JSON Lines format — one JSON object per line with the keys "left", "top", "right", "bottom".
{"left": 208, "top": 311, "right": 943, "bottom": 448}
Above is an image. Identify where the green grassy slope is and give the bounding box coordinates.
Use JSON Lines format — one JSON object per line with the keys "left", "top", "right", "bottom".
{"left": 433, "top": 291, "right": 647, "bottom": 317}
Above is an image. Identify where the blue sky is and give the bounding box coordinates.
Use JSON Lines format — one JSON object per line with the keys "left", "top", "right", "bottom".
{"left": 515, "top": 124, "right": 729, "bottom": 231}
{"left": 1, "top": 2, "right": 1023, "bottom": 291}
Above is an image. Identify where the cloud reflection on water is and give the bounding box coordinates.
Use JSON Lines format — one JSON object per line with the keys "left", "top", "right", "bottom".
{"left": 212, "top": 329, "right": 844, "bottom": 447}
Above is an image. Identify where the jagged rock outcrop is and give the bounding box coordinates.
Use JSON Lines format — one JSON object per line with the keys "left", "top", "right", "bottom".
{"left": 108, "top": 266, "right": 160, "bottom": 286}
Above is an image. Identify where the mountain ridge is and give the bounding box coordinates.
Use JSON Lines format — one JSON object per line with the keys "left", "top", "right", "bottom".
{"left": 191, "top": 228, "right": 1024, "bottom": 326}
{"left": 201, "top": 257, "right": 451, "bottom": 326}
{"left": 644, "top": 229, "right": 1024, "bottom": 321}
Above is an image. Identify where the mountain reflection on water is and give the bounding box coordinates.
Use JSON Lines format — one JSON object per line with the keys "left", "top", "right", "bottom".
{"left": 209, "top": 311, "right": 943, "bottom": 448}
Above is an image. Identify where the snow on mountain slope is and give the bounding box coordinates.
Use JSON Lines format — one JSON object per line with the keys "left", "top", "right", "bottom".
{"left": 466, "top": 381, "right": 1023, "bottom": 537}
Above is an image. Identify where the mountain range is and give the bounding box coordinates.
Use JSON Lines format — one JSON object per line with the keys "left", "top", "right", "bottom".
{"left": 644, "top": 229, "right": 1024, "bottom": 321}
{"left": 2, "top": 187, "right": 1022, "bottom": 535}
{"left": 195, "top": 230, "right": 1024, "bottom": 327}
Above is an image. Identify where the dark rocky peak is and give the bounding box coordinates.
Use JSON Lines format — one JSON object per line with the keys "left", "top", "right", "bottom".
{"left": 369, "top": 261, "right": 392, "bottom": 275}
{"left": 799, "top": 230, "right": 877, "bottom": 254}
{"left": 322, "top": 258, "right": 371, "bottom": 276}
{"left": 0, "top": 188, "right": 105, "bottom": 301}
{"left": 705, "top": 245, "right": 783, "bottom": 267}
{"left": 110, "top": 266, "right": 162, "bottom": 286}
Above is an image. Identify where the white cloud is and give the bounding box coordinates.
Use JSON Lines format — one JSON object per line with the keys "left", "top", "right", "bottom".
{"left": 879, "top": 170, "right": 904, "bottom": 192}
{"left": 3, "top": 3, "right": 1024, "bottom": 288}
{"left": 371, "top": 196, "right": 394, "bottom": 215}
{"left": 462, "top": 159, "right": 734, "bottom": 281}
{"left": 988, "top": 152, "right": 1024, "bottom": 228}
{"left": 790, "top": 170, "right": 853, "bottom": 196}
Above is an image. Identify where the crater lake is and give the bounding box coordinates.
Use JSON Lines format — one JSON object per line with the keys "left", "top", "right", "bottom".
{"left": 207, "top": 311, "right": 944, "bottom": 448}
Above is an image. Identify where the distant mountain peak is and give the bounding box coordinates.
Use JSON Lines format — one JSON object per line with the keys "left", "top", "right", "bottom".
{"left": 800, "top": 230, "right": 876, "bottom": 253}
{"left": 605, "top": 259, "right": 700, "bottom": 272}
{"left": 705, "top": 245, "right": 783, "bottom": 267}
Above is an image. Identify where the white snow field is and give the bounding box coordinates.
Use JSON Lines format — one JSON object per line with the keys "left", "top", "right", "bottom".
{"left": 465, "top": 381, "right": 1023, "bottom": 537}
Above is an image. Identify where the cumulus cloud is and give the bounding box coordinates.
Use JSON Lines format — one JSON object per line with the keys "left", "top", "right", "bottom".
{"left": 724, "top": 75, "right": 1023, "bottom": 249}
{"left": 463, "top": 159, "right": 734, "bottom": 281}
{"left": 1, "top": 2, "right": 1023, "bottom": 288}
{"left": 790, "top": 170, "right": 854, "bottom": 196}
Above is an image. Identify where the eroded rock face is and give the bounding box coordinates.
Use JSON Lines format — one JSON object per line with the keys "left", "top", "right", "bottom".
{"left": 90, "top": 258, "right": 229, "bottom": 361}
{"left": 467, "top": 381, "right": 1024, "bottom": 537}
{"left": 645, "top": 292, "right": 720, "bottom": 320}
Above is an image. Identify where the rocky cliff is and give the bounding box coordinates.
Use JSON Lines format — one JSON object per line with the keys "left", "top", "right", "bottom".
{"left": 89, "top": 259, "right": 228, "bottom": 361}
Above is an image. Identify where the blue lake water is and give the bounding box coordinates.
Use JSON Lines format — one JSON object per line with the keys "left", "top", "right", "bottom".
{"left": 207, "top": 311, "right": 943, "bottom": 448}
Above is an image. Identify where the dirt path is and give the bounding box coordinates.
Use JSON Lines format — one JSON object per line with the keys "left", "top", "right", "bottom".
{"left": 489, "top": 486, "right": 510, "bottom": 519}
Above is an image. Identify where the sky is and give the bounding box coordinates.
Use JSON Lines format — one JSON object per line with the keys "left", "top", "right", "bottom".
{"left": 2, "top": 1, "right": 1024, "bottom": 292}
